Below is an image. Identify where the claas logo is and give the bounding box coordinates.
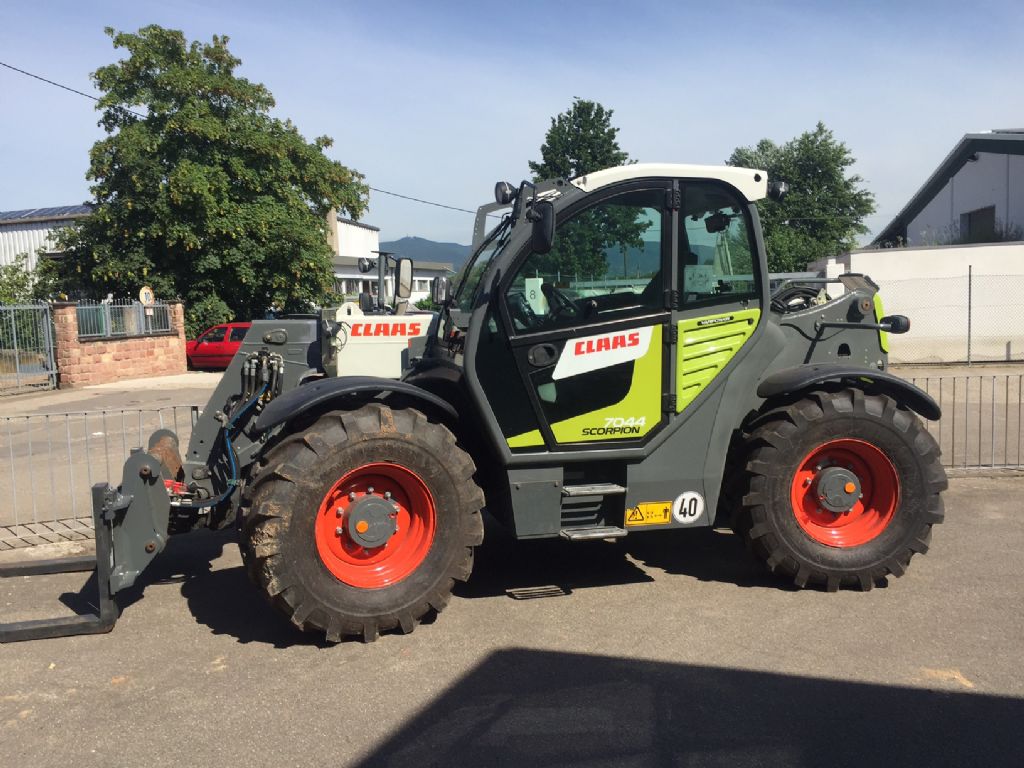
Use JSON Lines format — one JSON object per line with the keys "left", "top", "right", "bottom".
{"left": 351, "top": 322, "right": 423, "bottom": 337}
{"left": 574, "top": 331, "right": 640, "bottom": 356}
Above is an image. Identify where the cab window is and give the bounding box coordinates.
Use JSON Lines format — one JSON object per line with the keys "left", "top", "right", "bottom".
{"left": 505, "top": 189, "right": 666, "bottom": 334}
{"left": 680, "top": 183, "right": 758, "bottom": 305}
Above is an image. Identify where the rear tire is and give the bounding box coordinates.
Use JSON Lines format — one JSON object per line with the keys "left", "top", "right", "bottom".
{"left": 737, "top": 388, "right": 946, "bottom": 591}
{"left": 240, "top": 404, "right": 484, "bottom": 642}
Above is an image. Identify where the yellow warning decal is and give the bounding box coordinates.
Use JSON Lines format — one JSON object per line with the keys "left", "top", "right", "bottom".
{"left": 625, "top": 502, "right": 672, "bottom": 527}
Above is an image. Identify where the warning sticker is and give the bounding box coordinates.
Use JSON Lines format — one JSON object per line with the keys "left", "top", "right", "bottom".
{"left": 625, "top": 502, "right": 672, "bottom": 527}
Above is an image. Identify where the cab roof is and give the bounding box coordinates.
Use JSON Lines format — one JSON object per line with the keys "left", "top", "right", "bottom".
{"left": 569, "top": 163, "right": 768, "bottom": 202}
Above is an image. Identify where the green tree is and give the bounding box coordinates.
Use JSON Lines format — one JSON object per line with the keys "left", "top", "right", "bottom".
{"left": 54, "top": 25, "right": 368, "bottom": 335}
{"left": 529, "top": 98, "right": 642, "bottom": 279}
{"left": 727, "top": 122, "right": 875, "bottom": 273}
{"left": 0, "top": 254, "right": 34, "bottom": 304}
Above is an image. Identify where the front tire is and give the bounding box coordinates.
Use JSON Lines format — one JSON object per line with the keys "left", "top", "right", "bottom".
{"left": 240, "top": 404, "right": 484, "bottom": 642}
{"left": 738, "top": 388, "right": 946, "bottom": 591}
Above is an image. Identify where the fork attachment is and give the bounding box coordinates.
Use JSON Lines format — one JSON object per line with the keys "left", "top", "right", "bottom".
{"left": 0, "top": 449, "right": 171, "bottom": 643}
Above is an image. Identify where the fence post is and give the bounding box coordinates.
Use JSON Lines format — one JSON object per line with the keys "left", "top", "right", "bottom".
{"left": 10, "top": 308, "right": 20, "bottom": 389}
{"left": 967, "top": 265, "right": 973, "bottom": 367}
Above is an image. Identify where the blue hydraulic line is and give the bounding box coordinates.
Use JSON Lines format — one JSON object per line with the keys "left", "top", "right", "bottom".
{"left": 176, "top": 385, "right": 267, "bottom": 509}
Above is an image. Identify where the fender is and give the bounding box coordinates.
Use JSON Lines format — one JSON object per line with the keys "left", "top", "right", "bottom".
{"left": 253, "top": 376, "right": 459, "bottom": 434}
{"left": 757, "top": 363, "right": 941, "bottom": 421}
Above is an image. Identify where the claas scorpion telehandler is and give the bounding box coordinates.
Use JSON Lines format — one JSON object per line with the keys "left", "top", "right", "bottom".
{"left": 0, "top": 164, "right": 945, "bottom": 643}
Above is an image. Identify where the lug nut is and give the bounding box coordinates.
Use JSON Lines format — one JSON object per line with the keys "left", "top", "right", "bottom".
{"left": 335, "top": 527, "right": 343, "bottom": 536}
{"left": 384, "top": 491, "right": 392, "bottom": 499}
{"left": 367, "top": 486, "right": 374, "bottom": 494}
{"left": 348, "top": 491, "right": 356, "bottom": 501}
{"left": 336, "top": 508, "right": 343, "bottom": 517}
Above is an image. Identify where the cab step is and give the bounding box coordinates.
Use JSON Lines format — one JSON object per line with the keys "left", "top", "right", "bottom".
{"left": 561, "top": 483, "right": 626, "bottom": 497}
{"left": 559, "top": 526, "right": 628, "bottom": 541}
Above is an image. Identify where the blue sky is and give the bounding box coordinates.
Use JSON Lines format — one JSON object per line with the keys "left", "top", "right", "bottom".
{"left": 1, "top": 0, "right": 1021, "bottom": 245}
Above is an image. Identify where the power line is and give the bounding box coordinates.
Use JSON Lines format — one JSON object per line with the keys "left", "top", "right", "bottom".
{"left": 367, "top": 186, "right": 480, "bottom": 216}
{"left": 1, "top": 59, "right": 486, "bottom": 216}
{"left": 0, "top": 60, "right": 146, "bottom": 119}
{"left": 0, "top": 59, "right": 895, "bottom": 227}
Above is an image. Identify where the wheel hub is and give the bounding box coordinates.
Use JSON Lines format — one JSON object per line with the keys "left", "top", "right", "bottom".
{"left": 314, "top": 463, "right": 436, "bottom": 589}
{"left": 790, "top": 438, "right": 900, "bottom": 548}
{"left": 344, "top": 495, "right": 398, "bottom": 549}
{"left": 814, "top": 466, "right": 862, "bottom": 513}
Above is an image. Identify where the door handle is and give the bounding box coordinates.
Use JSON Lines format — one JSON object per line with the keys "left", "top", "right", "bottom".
{"left": 527, "top": 343, "right": 559, "bottom": 368}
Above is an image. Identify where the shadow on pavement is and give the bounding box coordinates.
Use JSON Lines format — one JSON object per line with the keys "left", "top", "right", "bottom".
{"left": 354, "top": 648, "right": 1023, "bottom": 768}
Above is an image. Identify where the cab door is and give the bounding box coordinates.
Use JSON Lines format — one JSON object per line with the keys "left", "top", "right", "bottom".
{"left": 494, "top": 182, "right": 673, "bottom": 451}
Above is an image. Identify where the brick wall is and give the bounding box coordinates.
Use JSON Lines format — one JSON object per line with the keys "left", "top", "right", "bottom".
{"left": 53, "top": 302, "right": 187, "bottom": 388}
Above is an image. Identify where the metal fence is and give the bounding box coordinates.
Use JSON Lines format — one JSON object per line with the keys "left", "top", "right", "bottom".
{"left": 1, "top": 405, "right": 200, "bottom": 549}
{"left": 76, "top": 299, "right": 173, "bottom": 339}
{"left": 1, "top": 374, "right": 1022, "bottom": 548}
{"left": 881, "top": 271, "right": 1024, "bottom": 365}
{"left": 908, "top": 374, "right": 1023, "bottom": 470}
{"left": 0, "top": 303, "right": 56, "bottom": 395}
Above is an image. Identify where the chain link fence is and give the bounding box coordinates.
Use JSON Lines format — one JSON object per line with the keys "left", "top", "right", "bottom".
{"left": 880, "top": 272, "right": 1024, "bottom": 364}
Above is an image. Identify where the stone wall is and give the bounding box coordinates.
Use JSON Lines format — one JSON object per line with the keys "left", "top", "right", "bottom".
{"left": 53, "top": 302, "right": 187, "bottom": 388}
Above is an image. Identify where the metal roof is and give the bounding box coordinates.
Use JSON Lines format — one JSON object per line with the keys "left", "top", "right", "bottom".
{"left": 336, "top": 215, "right": 380, "bottom": 232}
{"left": 872, "top": 130, "right": 1024, "bottom": 246}
{"left": 0, "top": 205, "right": 92, "bottom": 225}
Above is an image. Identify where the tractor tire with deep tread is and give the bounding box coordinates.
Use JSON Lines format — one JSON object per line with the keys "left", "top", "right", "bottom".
{"left": 239, "top": 403, "right": 484, "bottom": 642}
{"left": 736, "top": 388, "right": 946, "bottom": 591}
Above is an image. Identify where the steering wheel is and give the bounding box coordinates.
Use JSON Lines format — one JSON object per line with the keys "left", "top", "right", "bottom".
{"left": 507, "top": 291, "right": 537, "bottom": 329}
{"left": 541, "top": 282, "right": 580, "bottom": 319}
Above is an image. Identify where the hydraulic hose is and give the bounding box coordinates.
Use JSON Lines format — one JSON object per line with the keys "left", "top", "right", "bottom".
{"left": 174, "top": 385, "right": 268, "bottom": 509}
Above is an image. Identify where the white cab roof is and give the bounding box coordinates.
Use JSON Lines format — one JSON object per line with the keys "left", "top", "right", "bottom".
{"left": 570, "top": 163, "right": 768, "bottom": 202}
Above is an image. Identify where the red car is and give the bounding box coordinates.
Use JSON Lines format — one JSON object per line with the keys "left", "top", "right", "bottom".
{"left": 186, "top": 322, "right": 251, "bottom": 369}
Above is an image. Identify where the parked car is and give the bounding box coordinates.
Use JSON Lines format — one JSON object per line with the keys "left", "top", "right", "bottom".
{"left": 186, "top": 322, "right": 251, "bottom": 370}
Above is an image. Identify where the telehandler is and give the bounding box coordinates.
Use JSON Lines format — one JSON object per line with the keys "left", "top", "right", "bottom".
{"left": 0, "top": 163, "right": 945, "bottom": 643}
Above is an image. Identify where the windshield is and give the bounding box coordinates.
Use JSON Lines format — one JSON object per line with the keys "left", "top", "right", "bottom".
{"left": 453, "top": 216, "right": 511, "bottom": 312}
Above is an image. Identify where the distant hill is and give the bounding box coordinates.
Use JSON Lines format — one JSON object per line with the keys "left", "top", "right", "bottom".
{"left": 380, "top": 237, "right": 471, "bottom": 271}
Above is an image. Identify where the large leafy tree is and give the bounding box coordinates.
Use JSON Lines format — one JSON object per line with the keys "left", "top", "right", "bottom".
{"left": 727, "top": 122, "right": 875, "bottom": 273}
{"left": 52, "top": 25, "right": 368, "bottom": 335}
{"left": 529, "top": 98, "right": 643, "bottom": 280}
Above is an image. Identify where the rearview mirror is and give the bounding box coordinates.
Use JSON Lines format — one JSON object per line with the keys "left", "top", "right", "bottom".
{"left": 705, "top": 211, "right": 731, "bottom": 233}
{"left": 431, "top": 276, "right": 451, "bottom": 305}
{"left": 529, "top": 200, "right": 555, "bottom": 255}
{"left": 395, "top": 257, "right": 413, "bottom": 300}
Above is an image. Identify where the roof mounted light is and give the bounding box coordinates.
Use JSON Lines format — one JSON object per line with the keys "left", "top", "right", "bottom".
{"left": 768, "top": 181, "right": 790, "bottom": 201}
{"left": 494, "top": 181, "right": 517, "bottom": 205}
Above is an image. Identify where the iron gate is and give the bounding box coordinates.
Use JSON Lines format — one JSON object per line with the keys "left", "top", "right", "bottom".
{"left": 0, "top": 303, "right": 56, "bottom": 394}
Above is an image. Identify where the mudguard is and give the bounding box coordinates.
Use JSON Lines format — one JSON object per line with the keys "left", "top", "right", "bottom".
{"left": 253, "top": 375, "right": 459, "bottom": 433}
{"left": 757, "top": 363, "right": 941, "bottom": 421}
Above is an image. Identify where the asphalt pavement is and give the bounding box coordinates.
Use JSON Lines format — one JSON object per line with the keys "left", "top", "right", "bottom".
{"left": 1, "top": 476, "right": 1022, "bottom": 767}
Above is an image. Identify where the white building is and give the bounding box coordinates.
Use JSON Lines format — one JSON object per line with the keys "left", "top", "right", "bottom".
{"left": 873, "top": 130, "right": 1024, "bottom": 247}
{"left": 327, "top": 213, "right": 454, "bottom": 304}
{"left": 0, "top": 206, "right": 91, "bottom": 270}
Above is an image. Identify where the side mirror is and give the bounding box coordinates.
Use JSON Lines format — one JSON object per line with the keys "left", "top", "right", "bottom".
{"left": 395, "top": 257, "right": 413, "bottom": 300}
{"left": 529, "top": 200, "right": 555, "bottom": 255}
{"left": 358, "top": 292, "right": 375, "bottom": 312}
{"left": 431, "top": 276, "right": 452, "bottom": 305}
{"left": 357, "top": 257, "right": 374, "bottom": 274}
{"left": 880, "top": 314, "right": 910, "bottom": 334}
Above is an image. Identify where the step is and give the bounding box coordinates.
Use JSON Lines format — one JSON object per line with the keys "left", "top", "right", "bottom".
{"left": 560, "top": 483, "right": 626, "bottom": 497}
{"left": 559, "top": 526, "right": 628, "bottom": 541}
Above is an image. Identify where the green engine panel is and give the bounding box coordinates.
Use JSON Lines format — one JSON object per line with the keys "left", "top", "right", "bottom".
{"left": 676, "top": 309, "right": 760, "bottom": 413}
